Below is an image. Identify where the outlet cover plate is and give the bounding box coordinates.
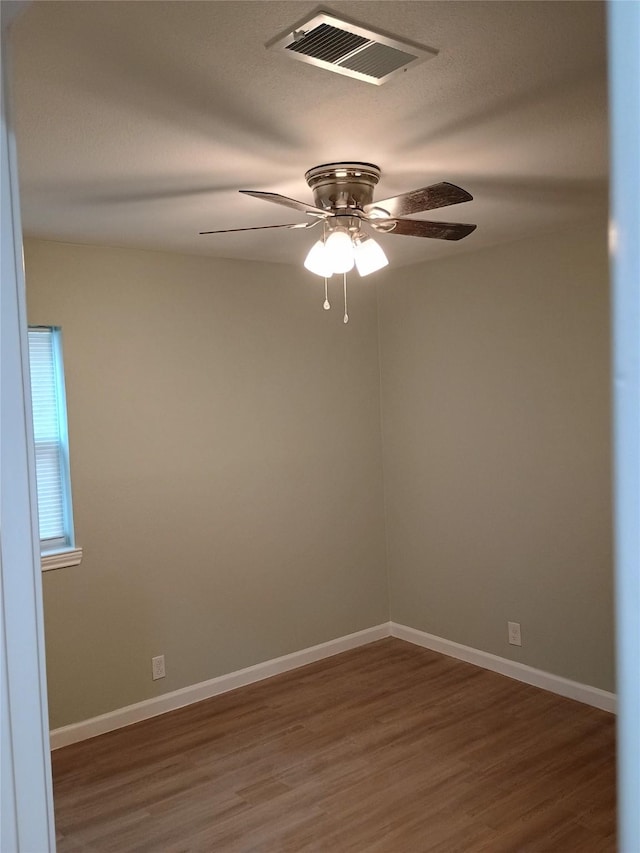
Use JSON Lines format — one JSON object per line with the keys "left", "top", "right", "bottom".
{"left": 152, "top": 655, "right": 165, "bottom": 680}
{"left": 508, "top": 621, "right": 522, "bottom": 646}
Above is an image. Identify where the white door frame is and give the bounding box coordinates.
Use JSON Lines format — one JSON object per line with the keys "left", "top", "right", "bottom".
{"left": 0, "top": 3, "right": 638, "bottom": 851}
{"left": 608, "top": 2, "right": 640, "bottom": 849}
{"left": 1, "top": 2, "right": 55, "bottom": 850}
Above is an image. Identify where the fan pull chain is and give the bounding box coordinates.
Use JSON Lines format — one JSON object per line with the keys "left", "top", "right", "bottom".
{"left": 343, "top": 273, "right": 349, "bottom": 324}
{"left": 323, "top": 276, "right": 330, "bottom": 310}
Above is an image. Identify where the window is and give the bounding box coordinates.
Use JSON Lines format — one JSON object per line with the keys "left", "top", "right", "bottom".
{"left": 28, "top": 326, "right": 81, "bottom": 570}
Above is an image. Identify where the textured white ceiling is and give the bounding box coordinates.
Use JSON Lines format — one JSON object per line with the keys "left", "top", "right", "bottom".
{"left": 10, "top": 1, "right": 608, "bottom": 268}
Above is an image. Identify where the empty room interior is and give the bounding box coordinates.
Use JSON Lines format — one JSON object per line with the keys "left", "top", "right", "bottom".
{"left": 9, "top": 1, "right": 616, "bottom": 850}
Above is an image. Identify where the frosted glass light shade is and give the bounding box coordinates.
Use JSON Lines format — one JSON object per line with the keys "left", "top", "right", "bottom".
{"left": 304, "top": 240, "right": 333, "bottom": 277}
{"left": 354, "top": 237, "right": 389, "bottom": 276}
{"left": 324, "top": 229, "right": 354, "bottom": 274}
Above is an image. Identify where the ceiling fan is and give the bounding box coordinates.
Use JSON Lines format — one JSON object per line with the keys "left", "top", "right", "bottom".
{"left": 200, "top": 162, "right": 476, "bottom": 321}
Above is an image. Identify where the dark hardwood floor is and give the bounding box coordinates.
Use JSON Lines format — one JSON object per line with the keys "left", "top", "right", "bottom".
{"left": 52, "top": 639, "right": 616, "bottom": 852}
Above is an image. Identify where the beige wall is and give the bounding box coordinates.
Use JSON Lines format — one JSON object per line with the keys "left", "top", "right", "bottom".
{"left": 26, "top": 220, "right": 614, "bottom": 728}
{"left": 377, "top": 221, "right": 614, "bottom": 691}
{"left": 25, "top": 239, "right": 389, "bottom": 728}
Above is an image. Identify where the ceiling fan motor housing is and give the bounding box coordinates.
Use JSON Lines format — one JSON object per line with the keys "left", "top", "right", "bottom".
{"left": 305, "top": 162, "right": 381, "bottom": 213}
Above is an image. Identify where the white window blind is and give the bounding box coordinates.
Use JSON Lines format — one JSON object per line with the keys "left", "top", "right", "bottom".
{"left": 28, "top": 326, "right": 74, "bottom": 552}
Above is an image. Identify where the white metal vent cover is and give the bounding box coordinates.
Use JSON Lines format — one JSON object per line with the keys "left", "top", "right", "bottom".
{"left": 267, "top": 11, "right": 437, "bottom": 85}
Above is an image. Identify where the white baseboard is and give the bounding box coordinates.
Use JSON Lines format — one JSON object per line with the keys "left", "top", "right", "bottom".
{"left": 49, "top": 623, "right": 392, "bottom": 749}
{"left": 391, "top": 622, "right": 616, "bottom": 714}
{"left": 51, "top": 620, "right": 615, "bottom": 749}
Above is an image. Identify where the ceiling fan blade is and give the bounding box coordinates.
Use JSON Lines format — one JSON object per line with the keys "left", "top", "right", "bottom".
{"left": 199, "top": 222, "right": 313, "bottom": 235}
{"left": 239, "top": 190, "right": 328, "bottom": 218}
{"left": 373, "top": 218, "right": 477, "bottom": 240}
{"left": 365, "top": 182, "right": 473, "bottom": 217}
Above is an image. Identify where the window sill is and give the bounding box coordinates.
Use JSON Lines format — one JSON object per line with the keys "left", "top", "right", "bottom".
{"left": 41, "top": 547, "right": 83, "bottom": 572}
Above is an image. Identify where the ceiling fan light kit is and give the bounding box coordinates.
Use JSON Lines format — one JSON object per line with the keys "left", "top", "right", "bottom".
{"left": 303, "top": 231, "right": 389, "bottom": 278}
{"left": 200, "top": 161, "right": 476, "bottom": 323}
{"left": 303, "top": 224, "right": 389, "bottom": 324}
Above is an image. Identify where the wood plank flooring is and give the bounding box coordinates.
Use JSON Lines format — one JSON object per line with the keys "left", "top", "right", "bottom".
{"left": 52, "top": 639, "right": 616, "bottom": 852}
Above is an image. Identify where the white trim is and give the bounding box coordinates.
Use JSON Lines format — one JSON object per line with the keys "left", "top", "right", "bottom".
{"left": 391, "top": 623, "right": 616, "bottom": 714}
{"left": 50, "top": 623, "right": 391, "bottom": 749}
{"left": 1, "top": 3, "right": 55, "bottom": 848}
{"left": 608, "top": 2, "right": 640, "bottom": 847}
{"left": 51, "top": 621, "right": 618, "bottom": 750}
{"left": 41, "top": 547, "right": 82, "bottom": 572}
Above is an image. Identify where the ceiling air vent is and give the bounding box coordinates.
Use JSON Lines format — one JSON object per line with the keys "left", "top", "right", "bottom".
{"left": 267, "top": 11, "right": 437, "bottom": 85}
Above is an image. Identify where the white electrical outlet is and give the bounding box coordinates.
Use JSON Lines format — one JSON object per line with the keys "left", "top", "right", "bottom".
{"left": 508, "top": 621, "right": 522, "bottom": 647}
{"left": 151, "top": 654, "right": 165, "bottom": 680}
